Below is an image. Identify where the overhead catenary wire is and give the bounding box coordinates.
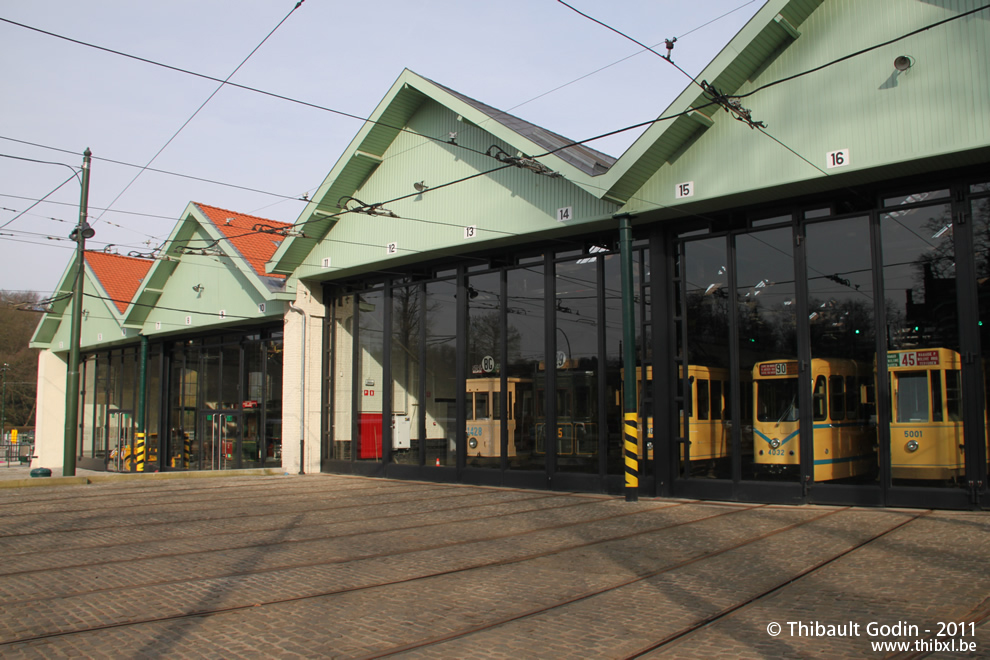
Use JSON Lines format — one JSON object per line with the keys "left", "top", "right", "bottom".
{"left": 0, "top": 17, "right": 499, "bottom": 163}
{"left": 92, "top": 0, "right": 308, "bottom": 226}
{"left": 494, "top": 0, "right": 758, "bottom": 119}
{"left": 0, "top": 171, "right": 79, "bottom": 231}
{"left": 4, "top": 5, "right": 981, "bottom": 288}
{"left": 0, "top": 135, "right": 305, "bottom": 202}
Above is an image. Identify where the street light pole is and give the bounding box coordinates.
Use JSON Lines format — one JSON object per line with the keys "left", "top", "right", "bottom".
{"left": 616, "top": 212, "right": 639, "bottom": 502}
{"left": 62, "top": 149, "right": 93, "bottom": 477}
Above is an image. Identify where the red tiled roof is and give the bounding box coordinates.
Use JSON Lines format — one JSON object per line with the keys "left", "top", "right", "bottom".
{"left": 194, "top": 203, "right": 290, "bottom": 280}
{"left": 84, "top": 252, "right": 154, "bottom": 314}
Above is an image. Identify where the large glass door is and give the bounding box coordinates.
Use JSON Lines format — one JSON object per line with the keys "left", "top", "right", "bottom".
{"left": 673, "top": 187, "right": 984, "bottom": 507}
{"left": 107, "top": 410, "right": 133, "bottom": 472}
{"left": 804, "top": 216, "right": 880, "bottom": 502}
{"left": 196, "top": 411, "right": 242, "bottom": 470}
{"left": 879, "top": 194, "right": 973, "bottom": 507}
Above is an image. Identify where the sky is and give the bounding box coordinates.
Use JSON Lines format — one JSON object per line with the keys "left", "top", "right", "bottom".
{"left": 0, "top": 0, "right": 765, "bottom": 296}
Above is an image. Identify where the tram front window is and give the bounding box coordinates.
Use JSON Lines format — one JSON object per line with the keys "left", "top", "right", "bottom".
{"left": 895, "top": 372, "right": 929, "bottom": 423}
{"left": 758, "top": 380, "right": 799, "bottom": 423}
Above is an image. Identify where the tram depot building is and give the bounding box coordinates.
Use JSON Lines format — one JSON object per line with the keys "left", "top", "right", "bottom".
{"left": 30, "top": 0, "right": 990, "bottom": 510}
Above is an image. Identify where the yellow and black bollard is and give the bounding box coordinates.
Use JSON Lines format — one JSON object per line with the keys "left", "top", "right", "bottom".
{"left": 134, "top": 432, "right": 146, "bottom": 472}
{"left": 624, "top": 412, "right": 640, "bottom": 494}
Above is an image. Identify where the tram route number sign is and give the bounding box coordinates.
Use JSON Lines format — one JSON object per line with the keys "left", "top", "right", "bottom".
{"left": 888, "top": 350, "right": 940, "bottom": 367}
{"left": 760, "top": 362, "right": 798, "bottom": 376}
{"left": 473, "top": 356, "right": 498, "bottom": 375}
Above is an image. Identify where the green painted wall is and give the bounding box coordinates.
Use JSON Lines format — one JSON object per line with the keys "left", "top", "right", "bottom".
{"left": 141, "top": 223, "right": 284, "bottom": 336}
{"left": 292, "top": 99, "right": 618, "bottom": 281}
{"left": 46, "top": 269, "right": 131, "bottom": 352}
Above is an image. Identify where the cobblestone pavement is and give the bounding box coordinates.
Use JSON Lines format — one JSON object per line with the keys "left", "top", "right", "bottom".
{"left": 0, "top": 472, "right": 986, "bottom": 659}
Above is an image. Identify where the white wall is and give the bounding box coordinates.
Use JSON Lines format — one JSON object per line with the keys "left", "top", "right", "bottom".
{"left": 34, "top": 350, "right": 67, "bottom": 470}
{"left": 282, "top": 280, "right": 325, "bottom": 474}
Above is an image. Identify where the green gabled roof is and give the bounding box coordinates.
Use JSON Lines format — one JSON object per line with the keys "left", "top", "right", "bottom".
{"left": 30, "top": 251, "right": 155, "bottom": 349}
{"left": 269, "top": 78, "right": 429, "bottom": 276}
{"left": 268, "top": 69, "right": 619, "bottom": 276}
{"left": 599, "top": 0, "right": 990, "bottom": 212}
{"left": 29, "top": 257, "right": 77, "bottom": 348}
{"left": 124, "top": 202, "right": 293, "bottom": 330}
{"left": 597, "top": 0, "right": 822, "bottom": 204}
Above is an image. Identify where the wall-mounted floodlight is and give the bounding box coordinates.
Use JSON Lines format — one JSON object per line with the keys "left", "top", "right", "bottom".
{"left": 894, "top": 55, "right": 914, "bottom": 72}
{"left": 192, "top": 284, "right": 204, "bottom": 293}
{"left": 414, "top": 181, "right": 429, "bottom": 193}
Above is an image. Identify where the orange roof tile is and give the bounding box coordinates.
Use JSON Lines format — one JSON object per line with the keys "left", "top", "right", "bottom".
{"left": 84, "top": 252, "right": 154, "bottom": 314}
{"left": 194, "top": 203, "right": 290, "bottom": 280}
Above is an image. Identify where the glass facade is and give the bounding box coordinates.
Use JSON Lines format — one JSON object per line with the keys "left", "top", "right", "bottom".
{"left": 321, "top": 173, "right": 988, "bottom": 507}
{"left": 325, "top": 241, "right": 651, "bottom": 492}
{"left": 76, "top": 328, "right": 282, "bottom": 472}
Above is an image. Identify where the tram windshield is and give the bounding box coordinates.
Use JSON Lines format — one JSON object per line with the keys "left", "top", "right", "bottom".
{"left": 757, "top": 379, "right": 799, "bottom": 423}
{"left": 894, "top": 372, "right": 929, "bottom": 423}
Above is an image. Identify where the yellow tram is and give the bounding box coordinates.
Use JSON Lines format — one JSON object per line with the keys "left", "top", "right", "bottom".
{"left": 624, "top": 365, "right": 733, "bottom": 465}
{"left": 752, "top": 358, "right": 875, "bottom": 481}
{"left": 886, "top": 348, "right": 982, "bottom": 481}
{"left": 464, "top": 377, "right": 533, "bottom": 458}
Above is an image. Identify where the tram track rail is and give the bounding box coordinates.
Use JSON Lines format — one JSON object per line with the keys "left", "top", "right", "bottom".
{"left": 4, "top": 473, "right": 965, "bottom": 660}
{"left": 353, "top": 505, "right": 862, "bottom": 659}
{"left": 618, "top": 511, "right": 931, "bottom": 659}
{"left": 0, "top": 499, "right": 762, "bottom": 647}
{"left": 0, "top": 493, "right": 606, "bottom": 581}
{"left": 0, "top": 478, "right": 459, "bottom": 523}
{"left": 347, "top": 509, "right": 934, "bottom": 660}
{"left": 0, "top": 486, "right": 566, "bottom": 546}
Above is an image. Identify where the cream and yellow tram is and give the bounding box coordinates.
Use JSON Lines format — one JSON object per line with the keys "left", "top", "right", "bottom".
{"left": 464, "top": 377, "right": 533, "bottom": 458}
{"left": 623, "top": 365, "right": 733, "bottom": 465}
{"left": 886, "top": 348, "right": 985, "bottom": 481}
{"left": 753, "top": 358, "right": 875, "bottom": 481}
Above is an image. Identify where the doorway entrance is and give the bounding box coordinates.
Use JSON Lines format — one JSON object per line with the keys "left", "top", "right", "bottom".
{"left": 194, "top": 410, "right": 243, "bottom": 470}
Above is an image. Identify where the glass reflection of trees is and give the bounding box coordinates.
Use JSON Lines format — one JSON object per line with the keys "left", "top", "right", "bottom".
{"left": 882, "top": 203, "right": 959, "bottom": 352}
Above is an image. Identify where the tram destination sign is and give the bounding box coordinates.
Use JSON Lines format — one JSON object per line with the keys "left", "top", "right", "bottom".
{"left": 888, "top": 350, "right": 940, "bottom": 367}
{"left": 759, "top": 362, "right": 798, "bottom": 376}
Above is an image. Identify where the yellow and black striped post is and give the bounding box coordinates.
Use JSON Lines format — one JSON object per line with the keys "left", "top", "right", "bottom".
{"left": 624, "top": 412, "right": 640, "bottom": 492}
{"left": 134, "top": 432, "right": 146, "bottom": 472}
{"left": 616, "top": 212, "right": 639, "bottom": 502}
{"left": 183, "top": 433, "right": 191, "bottom": 469}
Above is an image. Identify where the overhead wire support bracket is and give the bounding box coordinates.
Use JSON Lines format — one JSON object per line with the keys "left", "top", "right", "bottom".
{"left": 485, "top": 145, "right": 563, "bottom": 178}
{"left": 336, "top": 196, "right": 399, "bottom": 218}
{"left": 175, "top": 241, "right": 226, "bottom": 257}
{"left": 701, "top": 81, "right": 767, "bottom": 129}
{"left": 252, "top": 222, "right": 307, "bottom": 238}
{"left": 127, "top": 249, "right": 159, "bottom": 259}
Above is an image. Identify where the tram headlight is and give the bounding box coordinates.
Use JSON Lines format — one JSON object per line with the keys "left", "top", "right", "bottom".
{"left": 769, "top": 438, "right": 781, "bottom": 449}
{"left": 906, "top": 440, "right": 919, "bottom": 452}
{"left": 469, "top": 437, "right": 478, "bottom": 450}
